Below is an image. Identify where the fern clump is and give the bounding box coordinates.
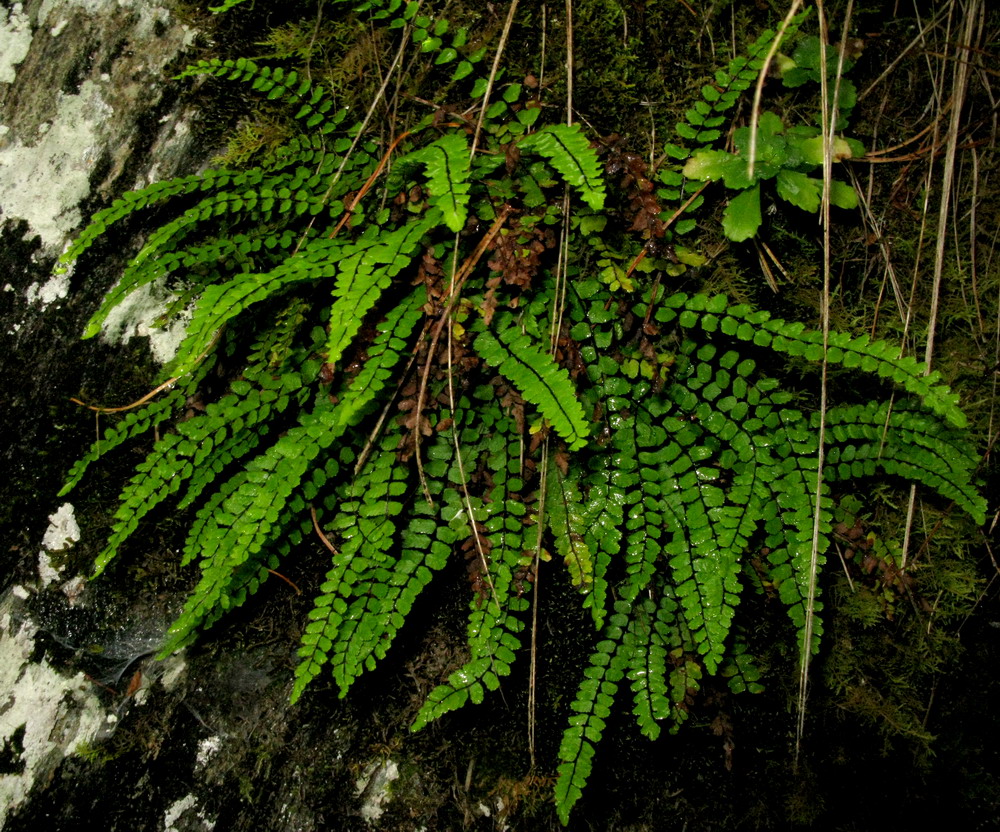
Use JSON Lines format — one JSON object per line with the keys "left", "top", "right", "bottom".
{"left": 58, "top": 1, "right": 985, "bottom": 825}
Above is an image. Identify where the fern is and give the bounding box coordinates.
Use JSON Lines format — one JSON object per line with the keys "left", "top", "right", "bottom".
{"left": 59, "top": 384, "right": 193, "bottom": 496}
{"left": 555, "top": 601, "right": 631, "bottom": 826}
{"left": 57, "top": 5, "right": 987, "bottom": 828}
{"left": 411, "top": 409, "right": 531, "bottom": 728}
{"left": 404, "top": 133, "right": 471, "bottom": 232}
{"left": 545, "top": 464, "right": 595, "bottom": 592}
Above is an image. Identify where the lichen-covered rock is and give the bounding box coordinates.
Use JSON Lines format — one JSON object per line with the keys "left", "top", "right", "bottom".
{"left": 0, "top": 589, "right": 108, "bottom": 827}
{"left": 0, "top": 3, "right": 209, "bottom": 825}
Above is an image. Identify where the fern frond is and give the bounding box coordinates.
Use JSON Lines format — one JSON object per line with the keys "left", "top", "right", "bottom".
{"left": 319, "top": 440, "right": 408, "bottom": 692}
{"left": 158, "top": 408, "right": 343, "bottom": 654}
{"left": 175, "top": 371, "right": 306, "bottom": 511}
{"left": 821, "top": 400, "right": 986, "bottom": 523}
{"left": 324, "top": 214, "right": 437, "bottom": 368}
{"left": 657, "top": 293, "right": 970, "bottom": 428}
{"left": 720, "top": 631, "right": 765, "bottom": 695}
{"left": 475, "top": 325, "right": 590, "bottom": 450}
{"left": 83, "top": 361, "right": 302, "bottom": 578}
{"left": 59, "top": 385, "right": 191, "bottom": 496}
{"left": 165, "top": 236, "right": 338, "bottom": 377}
{"left": 208, "top": 0, "right": 252, "bottom": 13}
{"left": 762, "top": 436, "right": 831, "bottom": 657}
{"left": 57, "top": 168, "right": 244, "bottom": 273}
{"left": 411, "top": 412, "right": 531, "bottom": 728}
{"left": 162, "top": 276, "right": 423, "bottom": 651}
{"left": 404, "top": 132, "right": 471, "bottom": 232}
{"left": 518, "top": 124, "right": 606, "bottom": 210}
{"left": 546, "top": 464, "right": 594, "bottom": 592}
{"left": 555, "top": 601, "right": 631, "bottom": 825}
{"left": 580, "top": 455, "right": 623, "bottom": 630}
{"left": 177, "top": 58, "right": 346, "bottom": 131}
{"left": 625, "top": 598, "right": 672, "bottom": 740}
{"left": 673, "top": 9, "right": 811, "bottom": 148}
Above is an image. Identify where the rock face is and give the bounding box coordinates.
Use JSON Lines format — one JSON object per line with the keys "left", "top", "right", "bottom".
{"left": 5, "top": 3, "right": 997, "bottom": 831}
{"left": 0, "top": 1, "right": 209, "bottom": 827}
{"left": 0, "top": 0, "right": 203, "bottom": 538}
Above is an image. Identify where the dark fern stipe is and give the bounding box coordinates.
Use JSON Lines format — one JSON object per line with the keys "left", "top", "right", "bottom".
{"left": 56, "top": 1, "right": 985, "bottom": 824}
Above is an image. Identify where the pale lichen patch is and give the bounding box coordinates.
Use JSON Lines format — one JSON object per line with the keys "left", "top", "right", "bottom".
{"left": 356, "top": 758, "right": 400, "bottom": 823}
{"left": 38, "top": 502, "right": 81, "bottom": 586}
{"left": 0, "top": 593, "right": 108, "bottom": 827}
{"left": 0, "top": 80, "right": 112, "bottom": 253}
{"left": 25, "top": 272, "right": 71, "bottom": 309}
{"left": 163, "top": 793, "right": 215, "bottom": 832}
{"left": 0, "top": 4, "right": 32, "bottom": 85}
{"left": 98, "top": 278, "right": 193, "bottom": 364}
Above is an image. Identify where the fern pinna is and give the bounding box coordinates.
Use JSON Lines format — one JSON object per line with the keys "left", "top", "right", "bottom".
{"left": 57, "top": 2, "right": 984, "bottom": 825}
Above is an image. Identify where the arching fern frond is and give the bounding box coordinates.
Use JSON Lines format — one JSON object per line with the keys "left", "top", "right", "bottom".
{"left": 655, "top": 293, "right": 968, "bottom": 427}
{"left": 518, "top": 124, "right": 606, "bottom": 210}
{"left": 403, "top": 133, "right": 471, "bottom": 233}
{"left": 474, "top": 324, "right": 589, "bottom": 450}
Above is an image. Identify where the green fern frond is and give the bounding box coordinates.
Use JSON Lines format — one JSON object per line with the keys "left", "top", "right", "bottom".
{"left": 580, "top": 456, "right": 623, "bottom": 630}
{"left": 208, "top": 0, "right": 253, "bottom": 13}
{"left": 158, "top": 406, "right": 343, "bottom": 654}
{"left": 555, "top": 601, "right": 631, "bottom": 825}
{"left": 403, "top": 133, "right": 471, "bottom": 233}
{"left": 57, "top": 169, "right": 242, "bottom": 273}
{"left": 763, "top": 449, "right": 831, "bottom": 656}
{"left": 673, "top": 9, "right": 812, "bottom": 149}
{"left": 411, "top": 412, "right": 531, "bottom": 729}
{"left": 518, "top": 124, "right": 606, "bottom": 210}
{"left": 625, "top": 598, "right": 673, "bottom": 741}
{"left": 324, "top": 214, "right": 438, "bottom": 369}
{"left": 59, "top": 384, "right": 192, "bottom": 496}
{"left": 319, "top": 440, "right": 408, "bottom": 693}
{"left": 656, "top": 293, "right": 969, "bottom": 428}
{"left": 162, "top": 278, "right": 424, "bottom": 650}
{"left": 721, "top": 631, "right": 765, "bottom": 695}
{"left": 474, "top": 325, "right": 590, "bottom": 450}
{"left": 821, "top": 400, "right": 986, "bottom": 523}
{"left": 177, "top": 58, "right": 345, "bottom": 131}
{"left": 175, "top": 371, "right": 306, "bottom": 511}
{"left": 545, "top": 464, "right": 594, "bottom": 592}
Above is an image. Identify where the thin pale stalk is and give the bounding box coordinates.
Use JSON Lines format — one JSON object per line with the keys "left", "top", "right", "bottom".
{"left": 796, "top": 0, "right": 853, "bottom": 767}
{"left": 903, "top": 0, "right": 979, "bottom": 572}
{"left": 747, "top": 0, "right": 803, "bottom": 180}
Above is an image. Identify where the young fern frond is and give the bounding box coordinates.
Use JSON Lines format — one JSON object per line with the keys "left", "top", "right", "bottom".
{"left": 403, "top": 133, "right": 472, "bottom": 233}
{"left": 518, "top": 124, "right": 607, "bottom": 211}
{"left": 672, "top": 8, "right": 812, "bottom": 150}
{"left": 474, "top": 324, "right": 589, "bottom": 450}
